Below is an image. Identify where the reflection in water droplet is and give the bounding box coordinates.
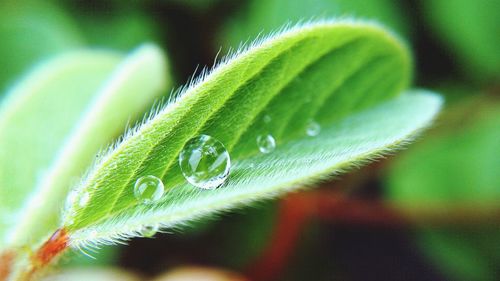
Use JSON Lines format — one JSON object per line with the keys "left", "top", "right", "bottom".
{"left": 257, "top": 134, "right": 276, "bottom": 154}
{"left": 134, "top": 175, "right": 164, "bottom": 204}
{"left": 141, "top": 224, "right": 159, "bottom": 237}
{"left": 179, "top": 135, "right": 231, "bottom": 189}
{"left": 306, "top": 120, "right": 321, "bottom": 136}
{"left": 79, "top": 192, "right": 90, "bottom": 207}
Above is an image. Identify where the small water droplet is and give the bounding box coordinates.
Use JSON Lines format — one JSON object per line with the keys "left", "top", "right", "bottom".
{"left": 141, "top": 224, "right": 159, "bottom": 237}
{"left": 306, "top": 120, "right": 321, "bottom": 136}
{"left": 263, "top": 114, "right": 272, "bottom": 124}
{"left": 134, "top": 175, "right": 164, "bottom": 204}
{"left": 79, "top": 192, "right": 90, "bottom": 207}
{"left": 257, "top": 134, "right": 276, "bottom": 154}
{"left": 179, "top": 134, "right": 231, "bottom": 189}
{"left": 89, "top": 230, "right": 97, "bottom": 239}
{"left": 249, "top": 163, "right": 255, "bottom": 169}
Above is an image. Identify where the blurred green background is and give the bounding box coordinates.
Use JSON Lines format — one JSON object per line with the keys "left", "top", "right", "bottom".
{"left": 1, "top": 0, "right": 499, "bottom": 280}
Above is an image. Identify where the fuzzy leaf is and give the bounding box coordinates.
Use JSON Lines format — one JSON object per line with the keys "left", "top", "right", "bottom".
{"left": 62, "top": 21, "right": 441, "bottom": 248}
{"left": 0, "top": 44, "right": 170, "bottom": 249}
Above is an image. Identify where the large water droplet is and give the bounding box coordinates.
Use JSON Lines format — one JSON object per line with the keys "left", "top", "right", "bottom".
{"left": 306, "top": 120, "right": 321, "bottom": 136}
{"left": 141, "top": 224, "right": 159, "bottom": 237}
{"left": 134, "top": 175, "right": 164, "bottom": 204}
{"left": 257, "top": 134, "right": 276, "bottom": 154}
{"left": 179, "top": 135, "right": 231, "bottom": 189}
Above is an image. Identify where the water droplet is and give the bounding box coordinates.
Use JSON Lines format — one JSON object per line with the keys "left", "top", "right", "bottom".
{"left": 263, "top": 114, "right": 272, "bottom": 124}
{"left": 257, "top": 134, "right": 276, "bottom": 154}
{"left": 306, "top": 120, "right": 321, "bottom": 136}
{"left": 134, "top": 175, "right": 164, "bottom": 204}
{"left": 79, "top": 192, "right": 90, "bottom": 207}
{"left": 179, "top": 134, "right": 231, "bottom": 189}
{"left": 249, "top": 163, "right": 255, "bottom": 169}
{"left": 141, "top": 224, "right": 159, "bottom": 237}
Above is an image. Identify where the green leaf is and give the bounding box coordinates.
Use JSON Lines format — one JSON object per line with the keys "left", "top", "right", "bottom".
{"left": 422, "top": 0, "right": 500, "bottom": 79}
{"left": 76, "top": 7, "right": 161, "bottom": 51}
{"left": 220, "top": 0, "right": 411, "bottom": 49}
{"left": 0, "top": 50, "right": 122, "bottom": 248}
{"left": 60, "top": 21, "right": 441, "bottom": 249}
{"left": 0, "top": 44, "right": 170, "bottom": 249}
{"left": 386, "top": 98, "right": 500, "bottom": 280}
{"left": 0, "top": 0, "right": 84, "bottom": 93}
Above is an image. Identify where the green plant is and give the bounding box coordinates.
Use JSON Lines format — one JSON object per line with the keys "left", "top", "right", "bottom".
{"left": 0, "top": 19, "right": 442, "bottom": 280}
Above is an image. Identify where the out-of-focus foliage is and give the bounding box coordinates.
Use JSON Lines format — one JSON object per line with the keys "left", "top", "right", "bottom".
{"left": 40, "top": 267, "right": 140, "bottom": 281}
{"left": 422, "top": 0, "right": 500, "bottom": 80}
{"left": 73, "top": 6, "right": 161, "bottom": 51}
{"left": 387, "top": 97, "right": 500, "bottom": 280}
{"left": 220, "top": 0, "right": 411, "bottom": 48}
{"left": 0, "top": 0, "right": 83, "bottom": 92}
{"left": 1, "top": 44, "right": 170, "bottom": 252}
{"left": 166, "top": 0, "right": 221, "bottom": 11}
{"left": 0, "top": 50, "right": 122, "bottom": 247}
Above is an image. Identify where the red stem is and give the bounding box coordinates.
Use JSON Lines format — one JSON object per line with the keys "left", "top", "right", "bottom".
{"left": 23, "top": 228, "right": 69, "bottom": 280}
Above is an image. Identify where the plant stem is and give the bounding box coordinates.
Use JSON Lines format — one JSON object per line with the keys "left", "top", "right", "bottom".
{"left": 0, "top": 250, "right": 16, "bottom": 281}
{"left": 21, "top": 228, "right": 69, "bottom": 281}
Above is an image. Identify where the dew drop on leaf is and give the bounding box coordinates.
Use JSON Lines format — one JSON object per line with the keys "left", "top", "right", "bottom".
{"left": 141, "top": 224, "right": 159, "bottom": 237}
{"left": 179, "top": 134, "right": 230, "bottom": 189}
{"left": 134, "top": 175, "right": 165, "bottom": 204}
{"left": 257, "top": 134, "right": 276, "bottom": 154}
{"left": 306, "top": 120, "right": 321, "bottom": 136}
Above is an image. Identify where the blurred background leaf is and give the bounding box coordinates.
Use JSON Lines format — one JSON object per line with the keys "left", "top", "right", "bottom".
{"left": 421, "top": 0, "right": 500, "bottom": 81}
{"left": 386, "top": 96, "right": 500, "bottom": 280}
{"left": 220, "top": 0, "right": 411, "bottom": 49}
{"left": 0, "top": 50, "right": 122, "bottom": 247}
{"left": 63, "top": 2, "right": 163, "bottom": 51}
{"left": 0, "top": 0, "right": 83, "bottom": 93}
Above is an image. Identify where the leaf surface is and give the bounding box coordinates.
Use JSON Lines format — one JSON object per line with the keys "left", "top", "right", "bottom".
{"left": 61, "top": 21, "right": 441, "bottom": 248}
